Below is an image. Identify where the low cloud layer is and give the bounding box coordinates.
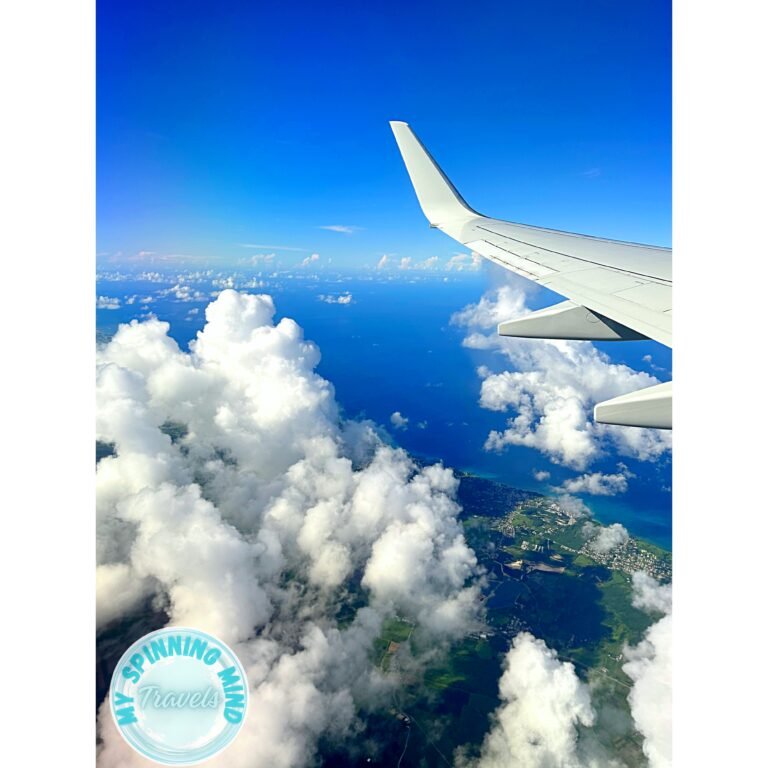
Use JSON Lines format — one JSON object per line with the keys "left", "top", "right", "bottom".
{"left": 96, "top": 290, "right": 483, "bottom": 766}
{"left": 451, "top": 281, "right": 671, "bottom": 470}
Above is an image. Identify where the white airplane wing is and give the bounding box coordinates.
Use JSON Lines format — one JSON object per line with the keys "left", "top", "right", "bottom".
{"left": 390, "top": 121, "right": 672, "bottom": 430}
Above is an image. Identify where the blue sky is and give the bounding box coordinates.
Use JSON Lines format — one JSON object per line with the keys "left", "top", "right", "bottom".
{"left": 97, "top": 0, "right": 670, "bottom": 268}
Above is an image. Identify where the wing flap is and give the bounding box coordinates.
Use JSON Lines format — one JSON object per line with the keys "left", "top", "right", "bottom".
{"left": 498, "top": 300, "right": 647, "bottom": 341}
{"left": 540, "top": 272, "right": 672, "bottom": 346}
{"left": 466, "top": 239, "right": 557, "bottom": 279}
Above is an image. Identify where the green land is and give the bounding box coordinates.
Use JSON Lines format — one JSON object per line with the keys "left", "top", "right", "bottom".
{"left": 360, "top": 473, "right": 671, "bottom": 767}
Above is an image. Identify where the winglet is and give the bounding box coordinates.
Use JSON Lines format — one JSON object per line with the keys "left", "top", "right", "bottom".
{"left": 389, "top": 121, "right": 479, "bottom": 227}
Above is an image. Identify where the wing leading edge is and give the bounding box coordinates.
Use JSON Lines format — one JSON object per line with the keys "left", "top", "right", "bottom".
{"left": 389, "top": 121, "right": 672, "bottom": 430}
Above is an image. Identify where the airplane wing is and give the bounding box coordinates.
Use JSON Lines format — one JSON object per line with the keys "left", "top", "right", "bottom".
{"left": 390, "top": 121, "right": 672, "bottom": 430}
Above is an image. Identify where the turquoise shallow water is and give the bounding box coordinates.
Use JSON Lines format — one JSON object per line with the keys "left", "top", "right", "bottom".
{"left": 96, "top": 271, "right": 672, "bottom": 550}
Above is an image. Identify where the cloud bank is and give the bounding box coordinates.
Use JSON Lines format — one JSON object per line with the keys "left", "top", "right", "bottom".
{"left": 95, "top": 290, "right": 483, "bottom": 767}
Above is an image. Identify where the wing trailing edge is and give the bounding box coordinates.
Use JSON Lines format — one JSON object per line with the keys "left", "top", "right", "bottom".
{"left": 498, "top": 300, "right": 647, "bottom": 341}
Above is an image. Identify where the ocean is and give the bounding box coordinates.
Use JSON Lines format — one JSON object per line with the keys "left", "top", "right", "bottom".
{"left": 96, "top": 269, "right": 672, "bottom": 549}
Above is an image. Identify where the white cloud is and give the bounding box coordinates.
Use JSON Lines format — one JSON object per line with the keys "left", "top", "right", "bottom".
{"left": 582, "top": 522, "right": 630, "bottom": 553}
{"left": 97, "top": 296, "right": 120, "bottom": 310}
{"left": 319, "top": 225, "right": 360, "bottom": 234}
{"left": 631, "top": 570, "right": 672, "bottom": 615}
{"left": 156, "top": 283, "right": 207, "bottom": 302}
{"left": 95, "top": 290, "right": 482, "bottom": 767}
{"left": 642, "top": 353, "right": 666, "bottom": 373}
{"left": 376, "top": 253, "right": 448, "bottom": 272}
{"left": 300, "top": 253, "right": 321, "bottom": 267}
{"left": 399, "top": 255, "right": 440, "bottom": 271}
{"left": 533, "top": 469, "right": 551, "bottom": 482}
{"left": 557, "top": 470, "right": 631, "bottom": 496}
{"left": 556, "top": 494, "right": 591, "bottom": 521}
{"left": 458, "top": 632, "right": 596, "bottom": 768}
{"left": 451, "top": 281, "right": 671, "bottom": 470}
{"left": 390, "top": 411, "right": 409, "bottom": 430}
{"left": 318, "top": 292, "right": 353, "bottom": 305}
{"left": 623, "top": 573, "right": 672, "bottom": 768}
{"left": 446, "top": 252, "right": 482, "bottom": 271}
{"left": 242, "top": 252, "right": 276, "bottom": 266}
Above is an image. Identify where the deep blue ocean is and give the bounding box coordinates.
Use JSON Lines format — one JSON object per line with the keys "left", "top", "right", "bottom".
{"left": 97, "top": 269, "right": 672, "bottom": 549}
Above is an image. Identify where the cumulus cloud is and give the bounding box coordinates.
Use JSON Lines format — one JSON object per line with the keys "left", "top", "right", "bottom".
{"left": 390, "top": 411, "right": 409, "bottom": 430}
{"left": 582, "top": 522, "right": 630, "bottom": 554}
{"left": 451, "top": 281, "right": 671, "bottom": 470}
{"left": 241, "top": 252, "right": 276, "bottom": 266}
{"left": 446, "top": 252, "right": 483, "bottom": 271}
{"left": 97, "top": 296, "right": 120, "bottom": 310}
{"left": 557, "top": 470, "right": 631, "bottom": 496}
{"left": 399, "top": 255, "right": 440, "bottom": 270}
{"left": 300, "top": 253, "right": 321, "bottom": 267}
{"left": 630, "top": 571, "right": 672, "bottom": 615}
{"left": 376, "top": 254, "right": 389, "bottom": 269}
{"left": 533, "top": 469, "right": 551, "bottom": 482}
{"left": 318, "top": 292, "right": 353, "bottom": 305}
{"left": 95, "top": 290, "right": 482, "bottom": 767}
{"left": 642, "top": 353, "right": 666, "bottom": 373}
{"left": 623, "top": 573, "right": 672, "bottom": 768}
{"left": 557, "top": 494, "right": 591, "bottom": 521}
{"left": 157, "top": 282, "right": 207, "bottom": 302}
{"left": 458, "top": 632, "right": 596, "bottom": 768}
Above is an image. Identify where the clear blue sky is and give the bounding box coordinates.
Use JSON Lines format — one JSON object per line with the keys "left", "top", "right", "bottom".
{"left": 97, "top": 0, "right": 671, "bottom": 269}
